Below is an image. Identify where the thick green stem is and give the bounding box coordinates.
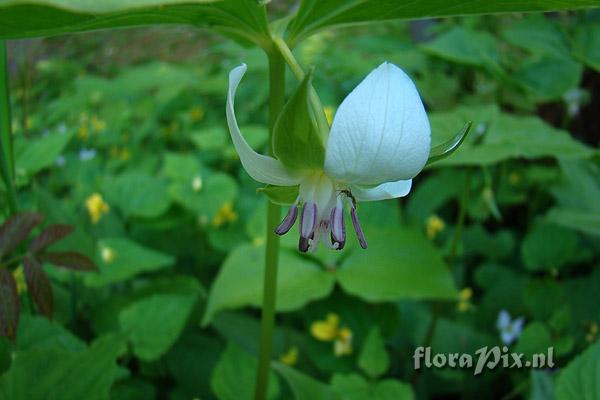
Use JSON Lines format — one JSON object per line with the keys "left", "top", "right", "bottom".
{"left": 254, "top": 50, "right": 285, "bottom": 400}
{"left": 0, "top": 41, "right": 17, "bottom": 214}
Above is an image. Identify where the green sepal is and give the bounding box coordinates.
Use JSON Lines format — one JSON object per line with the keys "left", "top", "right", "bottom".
{"left": 426, "top": 121, "right": 472, "bottom": 166}
{"left": 258, "top": 185, "right": 299, "bottom": 205}
{"left": 272, "top": 69, "right": 326, "bottom": 170}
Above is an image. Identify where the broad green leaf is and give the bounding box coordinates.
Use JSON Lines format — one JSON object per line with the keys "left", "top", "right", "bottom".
{"left": 545, "top": 208, "right": 600, "bottom": 236}
{"left": 258, "top": 184, "right": 299, "bottom": 205}
{"left": 531, "top": 371, "right": 555, "bottom": 400}
{"left": 211, "top": 343, "right": 280, "bottom": 400}
{"left": 273, "top": 71, "right": 326, "bottom": 170}
{"left": 514, "top": 58, "right": 582, "bottom": 101}
{"left": 202, "top": 243, "right": 335, "bottom": 325}
{"left": 16, "top": 315, "right": 85, "bottom": 353}
{"left": 502, "top": 15, "right": 571, "bottom": 58}
{"left": 521, "top": 223, "right": 579, "bottom": 271}
{"left": 514, "top": 322, "right": 553, "bottom": 358}
{"left": 331, "top": 373, "right": 414, "bottom": 400}
{"left": 337, "top": 228, "right": 457, "bottom": 302}
{"left": 0, "top": 0, "right": 270, "bottom": 47}
{"left": 422, "top": 27, "right": 499, "bottom": 67}
{"left": 273, "top": 362, "right": 338, "bottom": 400}
{"left": 573, "top": 23, "right": 600, "bottom": 72}
{"left": 84, "top": 237, "right": 174, "bottom": 287}
{"left": 555, "top": 341, "right": 600, "bottom": 400}
{"left": 430, "top": 106, "right": 594, "bottom": 167}
{"left": 357, "top": 327, "right": 389, "bottom": 379}
{"left": 0, "top": 333, "right": 126, "bottom": 400}
{"left": 104, "top": 171, "right": 170, "bottom": 218}
{"left": 119, "top": 292, "right": 199, "bottom": 361}
{"left": 286, "top": 0, "right": 600, "bottom": 45}
{"left": 15, "top": 131, "right": 73, "bottom": 178}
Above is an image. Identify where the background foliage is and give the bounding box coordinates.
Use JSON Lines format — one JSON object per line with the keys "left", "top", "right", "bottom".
{"left": 0, "top": 3, "right": 599, "bottom": 399}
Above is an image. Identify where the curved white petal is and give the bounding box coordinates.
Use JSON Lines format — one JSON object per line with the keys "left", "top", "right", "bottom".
{"left": 227, "top": 64, "right": 305, "bottom": 186}
{"left": 324, "top": 62, "right": 431, "bottom": 185}
{"left": 351, "top": 179, "right": 412, "bottom": 202}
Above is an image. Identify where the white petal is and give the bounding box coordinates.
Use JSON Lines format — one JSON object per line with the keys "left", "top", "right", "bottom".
{"left": 497, "top": 309, "right": 511, "bottom": 330}
{"left": 227, "top": 64, "right": 305, "bottom": 186}
{"left": 324, "top": 62, "right": 431, "bottom": 185}
{"left": 351, "top": 179, "right": 412, "bottom": 202}
{"left": 512, "top": 317, "right": 525, "bottom": 335}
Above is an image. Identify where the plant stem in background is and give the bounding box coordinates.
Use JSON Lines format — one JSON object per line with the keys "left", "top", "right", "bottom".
{"left": 254, "top": 50, "right": 285, "bottom": 400}
{"left": 0, "top": 40, "right": 17, "bottom": 214}
{"left": 447, "top": 170, "right": 471, "bottom": 264}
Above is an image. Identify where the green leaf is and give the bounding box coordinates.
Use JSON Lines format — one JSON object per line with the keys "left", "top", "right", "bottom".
{"left": 0, "top": 0, "right": 270, "bottom": 47}
{"left": 514, "top": 322, "right": 553, "bottom": 358}
{"left": 84, "top": 237, "right": 174, "bottom": 287}
{"left": 337, "top": 228, "right": 457, "bottom": 302}
{"left": 286, "top": 0, "right": 599, "bottom": 45}
{"left": 119, "top": 293, "right": 199, "bottom": 361}
{"left": 573, "top": 23, "right": 600, "bottom": 72}
{"left": 357, "top": 327, "right": 389, "bottom": 379}
{"left": 0, "top": 333, "right": 126, "bottom": 400}
{"left": 202, "top": 243, "right": 335, "bottom": 325}
{"left": 257, "top": 185, "right": 299, "bottom": 205}
{"left": 273, "top": 362, "right": 338, "bottom": 400}
{"left": 15, "top": 131, "right": 73, "bottom": 177}
{"left": 422, "top": 27, "right": 499, "bottom": 67}
{"left": 545, "top": 208, "right": 600, "bottom": 237}
{"left": 0, "top": 269, "right": 19, "bottom": 340}
{"left": 104, "top": 171, "right": 171, "bottom": 218}
{"left": 521, "top": 223, "right": 579, "bottom": 271}
{"left": 425, "top": 122, "right": 472, "bottom": 166}
{"left": 273, "top": 70, "right": 326, "bottom": 170}
{"left": 502, "top": 15, "right": 571, "bottom": 59}
{"left": 23, "top": 256, "right": 53, "bottom": 318}
{"left": 211, "top": 343, "right": 280, "bottom": 400}
{"left": 514, "top": 58, "right": 582, "bottom": 101}
{"left": 530, "top": 371, "right": 555, "bottom": 400}
{"left": 0, "top": 212, "right": 44, "bottom": 258}
{"left": 555, "top": 341, "right": 600, "bottom": 400}
{"left": 331, "top": 373, "right": 414, "bottom": 400}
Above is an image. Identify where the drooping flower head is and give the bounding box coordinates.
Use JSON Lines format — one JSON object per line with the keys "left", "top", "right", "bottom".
{"left": 497, "top": 309, "right": 525, "bottom": 345}
{"left": 227, "top": 62, "right": 431, "bottom": 252}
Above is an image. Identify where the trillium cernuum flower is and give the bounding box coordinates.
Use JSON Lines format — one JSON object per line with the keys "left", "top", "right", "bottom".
{"left": 227, "top": 62, "right": 431, "bottom": 252}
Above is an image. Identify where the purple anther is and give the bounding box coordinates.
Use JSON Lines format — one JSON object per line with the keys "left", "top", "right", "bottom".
{"left": 329, "top": 207, "right": 346, "bottom": 250}
{"left": 299, "top": 202, "right": 318, "bottom": 239}
{"left": 350, "top": 206, "right": 367, "bottom": 249}
{"left": 275, "top": 204, "right": 298, "bottom": 235}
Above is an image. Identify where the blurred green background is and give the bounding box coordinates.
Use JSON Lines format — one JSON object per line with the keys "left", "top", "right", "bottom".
{"left": 1, "top": 7, "right": 600, "bottom": 400}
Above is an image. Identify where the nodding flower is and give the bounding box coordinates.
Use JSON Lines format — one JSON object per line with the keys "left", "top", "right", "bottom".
{"left": 226, "top": 62, "right": 431, "bottom": 252}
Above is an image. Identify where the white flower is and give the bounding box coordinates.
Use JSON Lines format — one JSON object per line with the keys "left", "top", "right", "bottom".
{"left": 497, "top": 310, "right": 525, "bottom": 345}
{"left": 79, "top": 148, "right": 97, "bottom": 161}
{"left": 226, "top": 62, "right": 431, "bottom": 252}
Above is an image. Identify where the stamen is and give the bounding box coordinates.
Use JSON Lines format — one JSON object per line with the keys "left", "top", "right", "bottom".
{"left": 299, "top": 202, "right": 318, "bottom": 239}
{"left": 330, "top": 207, "right": 346, "bottom": 250}
{"left": 275, "top": 204, "right": 298, "bottom": 235}
{"left": 299, "top": 236, "right": 310, "bottom": 252}
{"left": 350, "top": 205, "right": 367, "bottom": 249}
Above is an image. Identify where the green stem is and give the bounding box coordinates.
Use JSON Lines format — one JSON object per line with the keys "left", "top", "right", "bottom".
{"left": 254, "top": 50, "right": 285, "bottom": 400}
{"left": 0, "top": 40, "right": 17, "bottom": 214}
{"left": 447, "top": 170, "right": 471, "bottom": 264}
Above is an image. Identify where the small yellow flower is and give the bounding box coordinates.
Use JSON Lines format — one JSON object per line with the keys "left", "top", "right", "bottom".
{"left": 311, "top": 313, "right": 340, "bottom": 341}
{"left": 252, "top": 236, "right": 265, "bottom": 247}
{"left": 586, "top": 322, "right": 598, "bottom": 343}
{"left": 457, "top": 287, "right": 473, "bottom": 312}
{"left": 101, "top": 246, "right": 116, "bottom": 263}
{"left": 508, "top": 172, "right": 521, "bottom": 186}
{"left": 190, "top": 106, "right": 205, "bottom": 122}
{"left": 13, "top": 266, "right": 27, "bottom": 294}
{"left": 78, "top": 125, "right": 89, "bottom": 140}
{"left": 334, "top": 328, "right": 353, "bottom": 357}
{"left": 91, "top": 115, "right": 106, "bottom": 133}
{"left": 119, "top": 148, "right": 131, "bottom": 161}
{"left": 280, "top": 346, "right": 299, "bottom": 366}
{"left": 426, "top": 214, "right": 445, "bottom": 240}
{"left": 212, "top": 202, "right": 238, "bottom": 228}
{"left": 323, "top": 106, "right": 335, "bottom": 126}
{"left": 192, "top": 175, "right": 203, "bottom": 192}
{"left": 85, "top": 193, "right": 110, "bottom": 224}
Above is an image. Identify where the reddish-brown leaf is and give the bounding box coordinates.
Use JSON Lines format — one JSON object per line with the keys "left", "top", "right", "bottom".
{"left": 0, "top": 268, "right": 20, "bottom": 340}
{"left": 38, "top": 251, "right": 98, "bottom": 272}
{"left": 29, "top": 224, "right": 73, "bottom": 253}
{"left": 0, "top": 213, "right": 44, "bottom": 258}
{"left": 24, "top": 256, "right": 53, "bottom": 318}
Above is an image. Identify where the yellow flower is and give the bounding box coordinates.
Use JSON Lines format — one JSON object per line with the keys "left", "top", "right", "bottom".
{"left": 252, "top": 236, "right": 265, "bottom": 247}
{"left": 310, "top": 313, "right": 353, "bottom": 357}
{"left": 192, "top": 175, "right": 203, "bottom": 192}
{"left": 457, "top": 287, "right": 473, "bottom": 312}
{"left": 508, "top": 172, "right": 521, "bottom": 186}
{"left": 311, "top": 313, "right": 340, "bottom": 341}
{"left": 13, "top": 266, "right": 27, "bottom": 294}
{"left": 119, "top": 148, "right": 131, "bottom": 161}
{"left": 212, "top": 202, "right": 238, "bottom": 228}
{"left": 426, "top": 214, "right": 445, "bottom": 240}
{"left": 85, "top": 193, "right": 110, "bottom": 224}
{"left": 91, "top": 115, "right": 107, "bottom": 133}
{"left": 101, "top": 246, "right": 116, "bottom": 263}
{"left": 323, "top": 106, "right": 335, "bottom": 126}
{"left": 78, "top": 125, "right": 89, "bottom": 140}
{"left": 280, "top": 346, "right": 299, "bottom": 366}
{"left": 190, "top": 106, "right": 205, "bottom": 122}
{"left": 586, "top": 322, "right": 598, "bottom": 342}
